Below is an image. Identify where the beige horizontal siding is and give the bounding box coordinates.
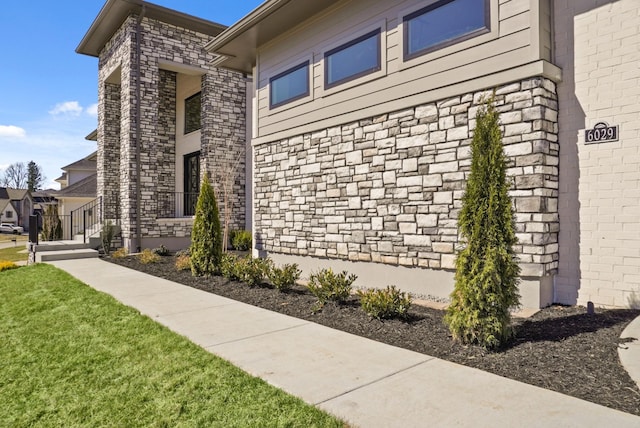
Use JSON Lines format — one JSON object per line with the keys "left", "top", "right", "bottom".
{"left": 255, "top": 0, "right": 549, "bottom": 140}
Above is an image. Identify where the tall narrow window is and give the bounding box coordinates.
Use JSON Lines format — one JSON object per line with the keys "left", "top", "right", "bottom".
{"left": 270, "top": 62, "right": 310, "bottom": 109}
{"left": 184, "top": 92, "right": 201, "bottom": 134}
{"left": 404, "top": 0, "right": 488, "bottom": 60}
{"left": 184, "top": 151, "right": 200, "bottom": 216}
{"left": 325, "top": 29, "right": 381, "bottom": 89}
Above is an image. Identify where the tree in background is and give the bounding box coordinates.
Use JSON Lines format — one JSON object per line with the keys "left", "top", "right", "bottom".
{"left": 1, "top": 162, "right": 27, "bottom": 188}
{"left": 444, "top": 97, "right": 521, "bottom": 350}
{"left": 189, "top": 173, "right": 222, "bottom": 276}
{"left": 1, "top": 161, "right": 45, "bottom": 190}
{"left": 27, "top": 161, "right": 45, "bottom": 192}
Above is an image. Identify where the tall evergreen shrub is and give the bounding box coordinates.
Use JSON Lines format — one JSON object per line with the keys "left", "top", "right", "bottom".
{"left": 444, "top": 97, "right": 521, "bottom": 349}
{"left": 190, "top": 174, "right": 222, "bottom": 276}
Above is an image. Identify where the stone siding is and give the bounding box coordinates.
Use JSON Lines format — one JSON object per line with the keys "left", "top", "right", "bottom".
{"left": 97, "top": 15, "right": 246, "bottom": 250}
{"left": 254, "top": 77, "right": 559, "bottom": 281}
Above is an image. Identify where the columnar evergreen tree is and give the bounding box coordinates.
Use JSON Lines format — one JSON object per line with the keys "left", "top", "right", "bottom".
{"left": 190, "top": 173, "right": 222, "bottom": 276}
{"left": 27, "top": 161, "right": 45, "bottom": 192}
{"left": 42, "top": 204, "right": 62, "bottom": 241}
{"left": 444, "top": 96, "right": 521, "bottom": 349}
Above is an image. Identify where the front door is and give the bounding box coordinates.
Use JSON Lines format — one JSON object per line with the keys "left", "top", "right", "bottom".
{"left": 184, "top": 151, "right": 200, "bottom": 216}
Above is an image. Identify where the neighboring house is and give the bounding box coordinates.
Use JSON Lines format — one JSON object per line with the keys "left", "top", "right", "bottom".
{"left": 206, "top": 0, "right": 640, "bottom": 309}
{"left": 0, "top": 187, "right": 33, "bottom": 231}
{"left": 79, "top": 0, "right": 640, "bottom": 309}
{"left": 55, "top": 151, "right": 98, "bottom": 216}
{"left": 77, "top": 0, "right": 248, "bottom": 252}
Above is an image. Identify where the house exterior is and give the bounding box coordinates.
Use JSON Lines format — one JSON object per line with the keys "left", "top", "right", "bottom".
{"left": 77, "top": 0, "right": 249, "bottom": 252}
{"left": 206, "top": 0, "right": 640, "bottom": 309}
{"left": 78, "top": 0, "right": 640, "bottom": 309}
{"left": 0, "top": 187, "right": 33, "bottom": 230}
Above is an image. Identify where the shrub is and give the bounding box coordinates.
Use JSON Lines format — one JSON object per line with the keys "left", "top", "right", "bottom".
{"left": 138, "top": 249, "right": 160, "bottom": 264}
{"left": 111, "top": 247, "right": 128, "bottom": 259}
{"left": 239, "top": 257, "right": 273, "bottom": 287}
{"left": 269, "top": 263, "right": 301, "bottom": 292}
{"left": 41, "top": 204, "right": 62, "bottom": 241}
{"left": 152, "top": 245, "right": 170, "bottom": 256}
{"left": 307, "top": 269, "right": 356, "bottom": 308}
{"left": 220, "top": 253, "right": 242, "bottom": 280}
{"left": 175, "top": 255, "right": 191, "bottom": 271}
{"left": 357, "top": 286, "right": 412, "bottom": 320}
{"left": 231, "top": 230, "right": 252, "bottom": 251}
{"left": 190, "top": 174, "right": 222, "bottom": 277}
{"left": 101, "top": 220, "right": 115, "bottom": 255}
{"left": 444, "top": 96, "right": 520, "bottom": 350}
{"left": 0, "top": 261, "right": 19, "bottom": 272}
{"left": 175, "top": 248, "right": 190, "bottom": 257}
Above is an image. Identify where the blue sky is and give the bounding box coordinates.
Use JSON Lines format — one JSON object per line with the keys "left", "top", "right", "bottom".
{"left": 0, "top": 0, "right": 262, "bottom": 189}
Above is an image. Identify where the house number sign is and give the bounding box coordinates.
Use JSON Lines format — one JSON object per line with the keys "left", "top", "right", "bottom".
{"left": 584, "top": 122, "right": 619, "bottom": 144}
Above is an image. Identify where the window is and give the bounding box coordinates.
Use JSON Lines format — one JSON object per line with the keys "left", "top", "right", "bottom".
{"left": 325, "top": 29, "right": 381, "bottom": 89}
{"left": 404, "top": 0, "right": 489, "bottom": 60}
{"left": 184, "top": 92, "right": 201, "bottom": 134}
{"left": 6, "top": 211, "right": 12, "bottom": 219}
{"left": 270, "top": 62, "right": 310, "bottom": 109}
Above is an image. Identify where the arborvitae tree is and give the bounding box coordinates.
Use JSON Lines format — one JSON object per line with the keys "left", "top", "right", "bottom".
{"left": 190, "top": 173, "right": 222, "bottom": 276}
{"left": 42, "top": 204, "right": 62, "bottom": 241}
{"left": 444, "top": 96, "right": 521, "bottom": 349}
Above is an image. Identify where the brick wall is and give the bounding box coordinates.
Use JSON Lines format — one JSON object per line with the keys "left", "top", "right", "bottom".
{"left": 254, "top": 77, "right": 559, "bottom": 289}
{"left": 555, "top": 0, "right": 640, "bottom": 308}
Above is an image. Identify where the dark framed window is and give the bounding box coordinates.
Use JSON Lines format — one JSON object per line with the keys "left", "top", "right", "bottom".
{"left": 325, "top": 29, "right": 381, "bottom": 89}
{"left": 404, "top": 0, "right": 489, "bottom": 61}
{"left": 184, "top": 151, "right": 200, "bottom": 217}
{"left": 270, "top": 61, "right": 310, "bottom": 109}
{"left": 6, "top": 211, "right": 12, "bottom": 219}
{"left": 184, "top": 92, "right": 202, "bottom": 134}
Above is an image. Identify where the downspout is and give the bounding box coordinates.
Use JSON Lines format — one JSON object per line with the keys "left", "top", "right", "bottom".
{"left": 134, "top": 6, "right": 145, "bottom": 252}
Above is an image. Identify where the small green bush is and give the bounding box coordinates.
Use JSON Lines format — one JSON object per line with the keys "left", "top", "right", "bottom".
{"left": 111, "top": 247, "right": 128, "bottom": 259}
{"left": 357, "top": 286, "right": 412, "bottom": 320}
{"left": 138, "top": 249, "right": 160, "bottom": 264}
{"left": 269, "top": 263, "right": 301, "bottom": 292}
{"left": 307, "top": 269, "right": 356, "bottom": 308}
{"left": 240, "top": 257, "right": 273, "bottom": 287}
{"left": 220, "top": 253, "right": 242, "bottom": 280}
{"left": 175, "top": 255, "right": 191, "bottom": 271}
{"left": 231, "top": 230, "right": 252, "bottom": 251}
{"left": 175, "top": 248, "right": 190, "bottom": 257}
{"left": 152, "top": 245, "right": 170, "bottom": 256}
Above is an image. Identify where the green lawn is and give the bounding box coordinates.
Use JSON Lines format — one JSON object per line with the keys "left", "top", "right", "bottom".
{"left": 0, "top": 264, "right": 345, "bottom": 427}
{"left": 0, "top": 245, "right": 28, "bottom": 262}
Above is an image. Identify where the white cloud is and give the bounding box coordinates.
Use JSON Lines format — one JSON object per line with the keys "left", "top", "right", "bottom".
{"left": 49, "top": 101, "right": 83, "bottom": 116}
{"left": 0, "top": 125, "right": 26, "bottom": 139}
{"left": 86, "top": 103, "right": 98, "bottom": 117}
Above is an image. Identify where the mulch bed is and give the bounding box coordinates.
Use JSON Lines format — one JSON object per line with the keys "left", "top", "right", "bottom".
{"left": 106, "top": 254, "right": 640, "bottom": 416}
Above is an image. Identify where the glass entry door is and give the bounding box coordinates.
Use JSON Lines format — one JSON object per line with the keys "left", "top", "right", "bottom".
{"left": 184, "top": 151, "right": 200, "bottom": 216}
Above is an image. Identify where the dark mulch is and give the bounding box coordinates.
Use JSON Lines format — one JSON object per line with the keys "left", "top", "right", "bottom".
{"left": 107, "top": 255, "right": 640, "bottom": 416}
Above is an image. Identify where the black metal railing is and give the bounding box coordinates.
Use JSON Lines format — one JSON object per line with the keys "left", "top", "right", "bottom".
{"left": 157, "top": 192, "right": 199, "bottom": 218}
{"left": 70, "top": 197, "right": 102, "bottom": 243}
{"left": 39, "top": 214, "right": 72, "bottom": 241}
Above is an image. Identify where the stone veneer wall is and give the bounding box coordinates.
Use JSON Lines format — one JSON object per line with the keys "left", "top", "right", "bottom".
{"left": 202, "top": 70, "right": 247, "bottom": 233}
{"left": 254, "top": 77, "right": 559, "bottom": 290}
{"left": 99, "top": 82, "right": 122, "bottom": 221}
{"left": 97, "top": 15, "right": 246, "bottom": 250}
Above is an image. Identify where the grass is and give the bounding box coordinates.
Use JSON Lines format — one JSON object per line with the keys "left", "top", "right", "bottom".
{"left": 0, "top": 245, "right": 28, "bottom": 262}
{"left": 0, "top": 233, "right": 27, "bottom": 243}
{"left": 0, "top": 264, "right": 345, "bottom": 427}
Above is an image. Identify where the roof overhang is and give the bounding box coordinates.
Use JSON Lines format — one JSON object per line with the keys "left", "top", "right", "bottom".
{"left": 77, "top": 0, "right": 227, "bottom": 57}
{"left": 206, "top": 0, "right": 342, "bottom": 73}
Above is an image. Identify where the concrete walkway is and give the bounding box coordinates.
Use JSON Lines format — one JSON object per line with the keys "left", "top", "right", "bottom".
{"left": 49, "top": 258, "right": 640, "bottom": 428}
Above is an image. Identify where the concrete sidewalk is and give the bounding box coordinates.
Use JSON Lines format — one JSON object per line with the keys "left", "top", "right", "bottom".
{"left": 50, "top": 258, "right": 640, "bottom": 428}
